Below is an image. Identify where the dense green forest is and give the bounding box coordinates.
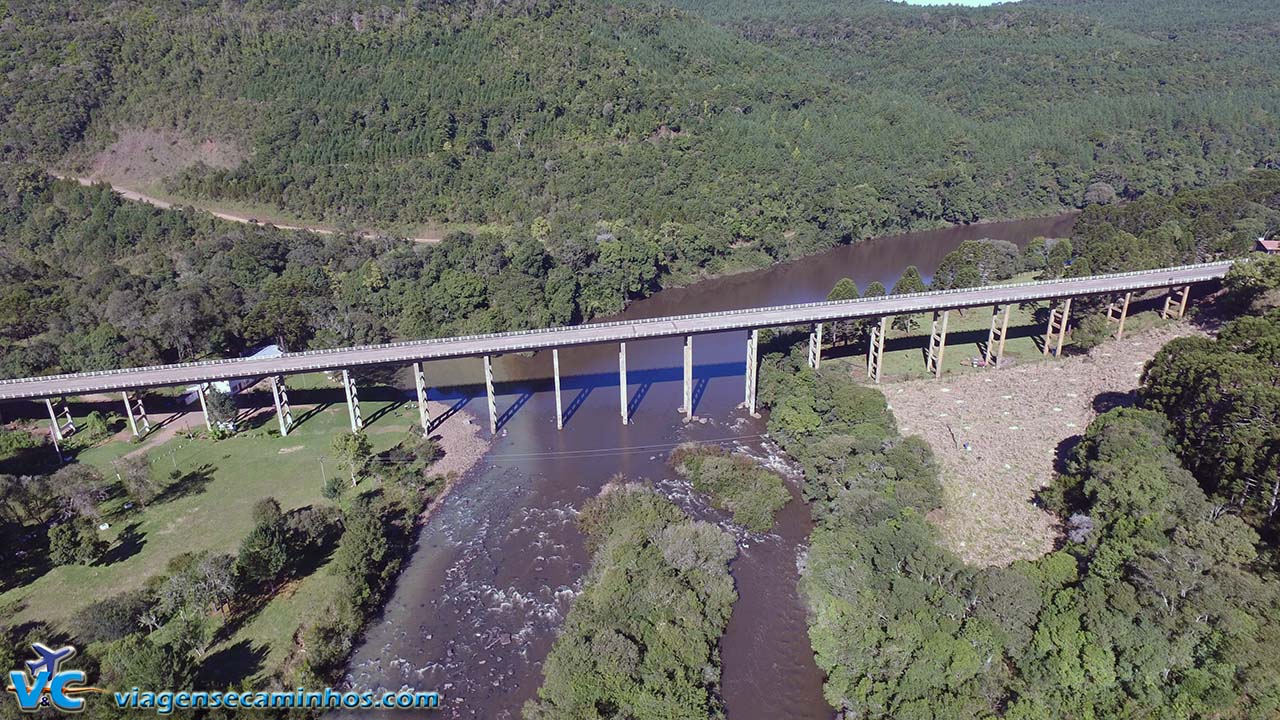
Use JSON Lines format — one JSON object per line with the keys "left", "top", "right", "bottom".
{"left": 525, "top": 483, "right": 737, "bottom": 719}
{"left": 756, "top": 321, "right": 1280, "bottom": 718}
{"left": 0, "top": 166, "right": 593, "bottom": 377}
{"left": 3, "top": 0, "right": 1279, "bottom": 294}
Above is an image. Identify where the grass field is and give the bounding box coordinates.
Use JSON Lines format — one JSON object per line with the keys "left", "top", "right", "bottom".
{"left": 1, "top": 374, "right": 431, "bottom": 682}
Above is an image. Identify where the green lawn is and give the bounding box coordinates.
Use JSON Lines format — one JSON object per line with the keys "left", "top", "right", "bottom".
{"left": 3, "top": 375, "right": 424, "bottom": 682}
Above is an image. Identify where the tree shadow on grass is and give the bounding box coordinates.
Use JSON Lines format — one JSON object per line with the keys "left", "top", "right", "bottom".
{"left": 96, "top": 522, "right": 145, "bottom": 566}
{"left": 198, "top": 639, "right": 268, "bottom": 688}
{"left": 1092, "top": 390, "right": 1136, "bottom": 414}
{"left": 151, "top": 464, "right": 216, "bottom": 505}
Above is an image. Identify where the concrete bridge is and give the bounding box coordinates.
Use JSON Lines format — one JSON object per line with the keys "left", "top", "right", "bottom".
{"left": 1, "top": 261, "right": 1231, "bottom": 441}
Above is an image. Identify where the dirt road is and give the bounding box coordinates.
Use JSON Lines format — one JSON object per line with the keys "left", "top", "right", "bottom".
{"left": 55, "top": 175, "right": 443, "bottom": 244}
{"left": 885, "top": 321, "right": 1207, "bottom": 567}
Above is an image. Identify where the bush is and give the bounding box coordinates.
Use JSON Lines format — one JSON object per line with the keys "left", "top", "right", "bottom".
{"left": 332, "top": 500, "right": 394, "bottom": 613}
{"left": 48, "top": 518, "right": 105, "bottom": 565}
{"left": 671, "top": 444, "right": 790, "bottom": 533}
{"left": 69, "top": 590, "right": 152, "bottom": 644}
{"left": 298, "top": 607, "right": 358, "bottom": 683}
{"left": 1070, "top": 313, "right": 1113, "bottom": 352}
{"left": 321, "top": 473, "right": 344, "bottom": 500}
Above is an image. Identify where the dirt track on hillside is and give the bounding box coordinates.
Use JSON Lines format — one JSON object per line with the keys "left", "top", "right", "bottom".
{"left": 55, "top": 175, "right": 443, "bottom": 244}
{"left": 885, "top": 321, "right": 1206, "bottom": 567}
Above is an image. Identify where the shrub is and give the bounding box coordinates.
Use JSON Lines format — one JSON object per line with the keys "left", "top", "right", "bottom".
{"left": 671, "top": 444, "right": 790, "bottom": 532}
{"left": 48, "top": 518, "right": 105, "bottom": 565}
{"left": 68, "top": 590, "right": 152, "bottom": 644}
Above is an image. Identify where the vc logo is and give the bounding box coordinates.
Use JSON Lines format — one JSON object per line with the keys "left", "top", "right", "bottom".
{"left": 6, "top": 643, "right": 99, "bottom": 713}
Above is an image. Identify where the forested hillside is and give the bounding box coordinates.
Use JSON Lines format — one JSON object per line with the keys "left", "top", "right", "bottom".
{"left": 3, "top": 0, "right": 1278, "bottom": 285}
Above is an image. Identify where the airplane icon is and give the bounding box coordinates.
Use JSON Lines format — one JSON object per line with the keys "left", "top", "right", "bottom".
{"left": 24, "top": 643, "right": 76, "bottom": 680}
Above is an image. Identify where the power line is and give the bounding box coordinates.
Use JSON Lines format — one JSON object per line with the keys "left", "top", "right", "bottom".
{"left": 484, "top": 433, "right": 771, "bottom": 461}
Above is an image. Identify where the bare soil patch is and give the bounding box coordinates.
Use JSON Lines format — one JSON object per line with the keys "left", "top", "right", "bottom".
{"left": 884, "top": 321, "right": 1207, "bottom": 567}
{"left": 85, "top": 128, "right": 244, "bottom": 187}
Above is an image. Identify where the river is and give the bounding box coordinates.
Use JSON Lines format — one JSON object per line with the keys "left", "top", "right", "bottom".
{"left": 342, "top": 212, "right": 1078, "bottom": 719}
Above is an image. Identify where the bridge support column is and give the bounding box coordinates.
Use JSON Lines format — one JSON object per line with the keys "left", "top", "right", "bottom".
{"left": 341, "top": 369, "right": 363, "bottom": 433}
{"left": 270, "top": 376, "right": 294, "bottom": 437}
{"left": 1107, "top": 292, "right": 1133, "bottom": 339}
{"left": 45, "top": 398, "right": 73, "bottom": 442}
{"left": 553, "top": 350, "right": 564, "bottom": 430}
{"left": 483, "top": 356, "right": 497, "bottom": 435}
{"left": 925, "top": 310, "right": 950, "bottom": 378}
{"left": 413, "top": 362, "right": 432, "bottom": 435}
{"left": 619, "top": 343, "right": 629, "bottom": 425}
{"left": 681, "top": 336, "right": 694, "bottom": 421}
{"left": 985, "top": 304, "right": 1012, "bottom": 368}
{"left": 808, "top": 323, "right": 824, "bottom": 369}
{"left": 1043, "top": 298, "right": 1073, "bottom": 357}
{"left": 1163, "top": 285, "right": 1191, "bottom": 320}
{"left": 867, "top": 317, "right": 887, "bottom": 384}
{"left": 744, "top": 329, "right": 759, "bottom": 415}
{"left": 121, "top": 391, "right": 150, "bottom": 438}
{"left": 195, "top": 383, "right": 213, "bottom": 432}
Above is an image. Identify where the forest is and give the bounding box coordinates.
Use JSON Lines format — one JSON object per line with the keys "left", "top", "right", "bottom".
{"left": 4, "top": 164, "right": 1276, "bottom": 381}
{"left": 2, "top": 0, "right": 1279, "bottom": 295}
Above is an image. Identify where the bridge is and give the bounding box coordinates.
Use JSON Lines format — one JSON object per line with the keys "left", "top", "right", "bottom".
{"left": 2, "top": 261, "right": 1231, "bottom": 441}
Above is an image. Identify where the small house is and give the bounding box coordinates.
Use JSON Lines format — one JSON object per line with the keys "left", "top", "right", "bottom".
{"left": 183, "top": 345, "right": 284, "bottom": 404}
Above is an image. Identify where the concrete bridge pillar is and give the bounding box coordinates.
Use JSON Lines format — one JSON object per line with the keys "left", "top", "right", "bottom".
{"left": 1043, "top": 298, "right": 1073, "bottom": 357}
{"left": 681, "top": 336, "right": 694, "bottom": 421}
{"left": 1163, "top": 285, "right": 1191, "bottom": 320}
{"left": 867, "top": 317, "right": 887, "bottom": 384}
{"left": 483, "top": 356, "right": 497, "bottom": 435}
{"left": 270, "top": 376, "right": 294, "bottom": 437}
{"left": 121, "top": 391, "right": 150, "bottom": 438}
{"left": 744, "top": 329, "right": 759, "bottom": 415}
{"left": 552, "top": 349, "right": 564, "bottom": 430}
{"left": 341, "top": 369, "right": 363, "bottom": 433}
{"left": 985, "top": 304, "right": 1012, "bottom": 368}
{"left": 45, "top": 398, "right": 73, "bottom": 442}
{"left": 413, "top": 362, "right": 432, "bottom": 435}
{"left": 807, "top": 323, "right": 824, "bottom": 369}
{"left": 195, "top": 383, "right": 213, "bottom": 432}
{"left": 925, "top": 310, "right": 950, "bottom": 378}
{"left": 619, "top": 342, "right": 629, "bottom": 425}
{"left": 1107, "top": 292, "right": 1133, "bottom": 339}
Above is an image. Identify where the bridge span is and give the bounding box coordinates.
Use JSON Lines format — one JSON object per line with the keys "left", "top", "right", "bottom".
{"left": 1, "top": 261, "right": 1232, "bottom": 438}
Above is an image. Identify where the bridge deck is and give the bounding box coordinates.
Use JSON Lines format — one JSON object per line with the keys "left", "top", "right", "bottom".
{"left": 0, "top": 262, "right": 1232, "bottom": 401}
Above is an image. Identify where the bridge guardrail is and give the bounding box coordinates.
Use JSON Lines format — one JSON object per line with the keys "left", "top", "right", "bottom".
{"left": 0, "top": 260, "right": 1236, "bottom": 390}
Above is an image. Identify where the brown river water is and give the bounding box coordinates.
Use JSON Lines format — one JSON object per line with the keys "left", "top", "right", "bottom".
{"left": 341, "top": 212, "right": 1078, "bottom": 719}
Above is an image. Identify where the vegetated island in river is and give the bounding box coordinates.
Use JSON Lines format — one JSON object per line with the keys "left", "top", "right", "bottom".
{"left": 524, "top": 481, "right": 739, "bottom": 720}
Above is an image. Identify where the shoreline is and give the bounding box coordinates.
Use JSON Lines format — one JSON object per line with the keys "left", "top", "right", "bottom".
{"left": 416, "top": 401, "right": 490, "bottom": 525}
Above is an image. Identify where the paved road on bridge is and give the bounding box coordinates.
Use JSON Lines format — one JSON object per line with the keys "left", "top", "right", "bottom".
{"left": 0, "top": 261, "right": 1233, "bottom": 401}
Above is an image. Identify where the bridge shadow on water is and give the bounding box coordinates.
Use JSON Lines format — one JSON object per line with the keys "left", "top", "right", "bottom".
{"left": 423, "top": 360, "right": 746, "bottom": 431}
